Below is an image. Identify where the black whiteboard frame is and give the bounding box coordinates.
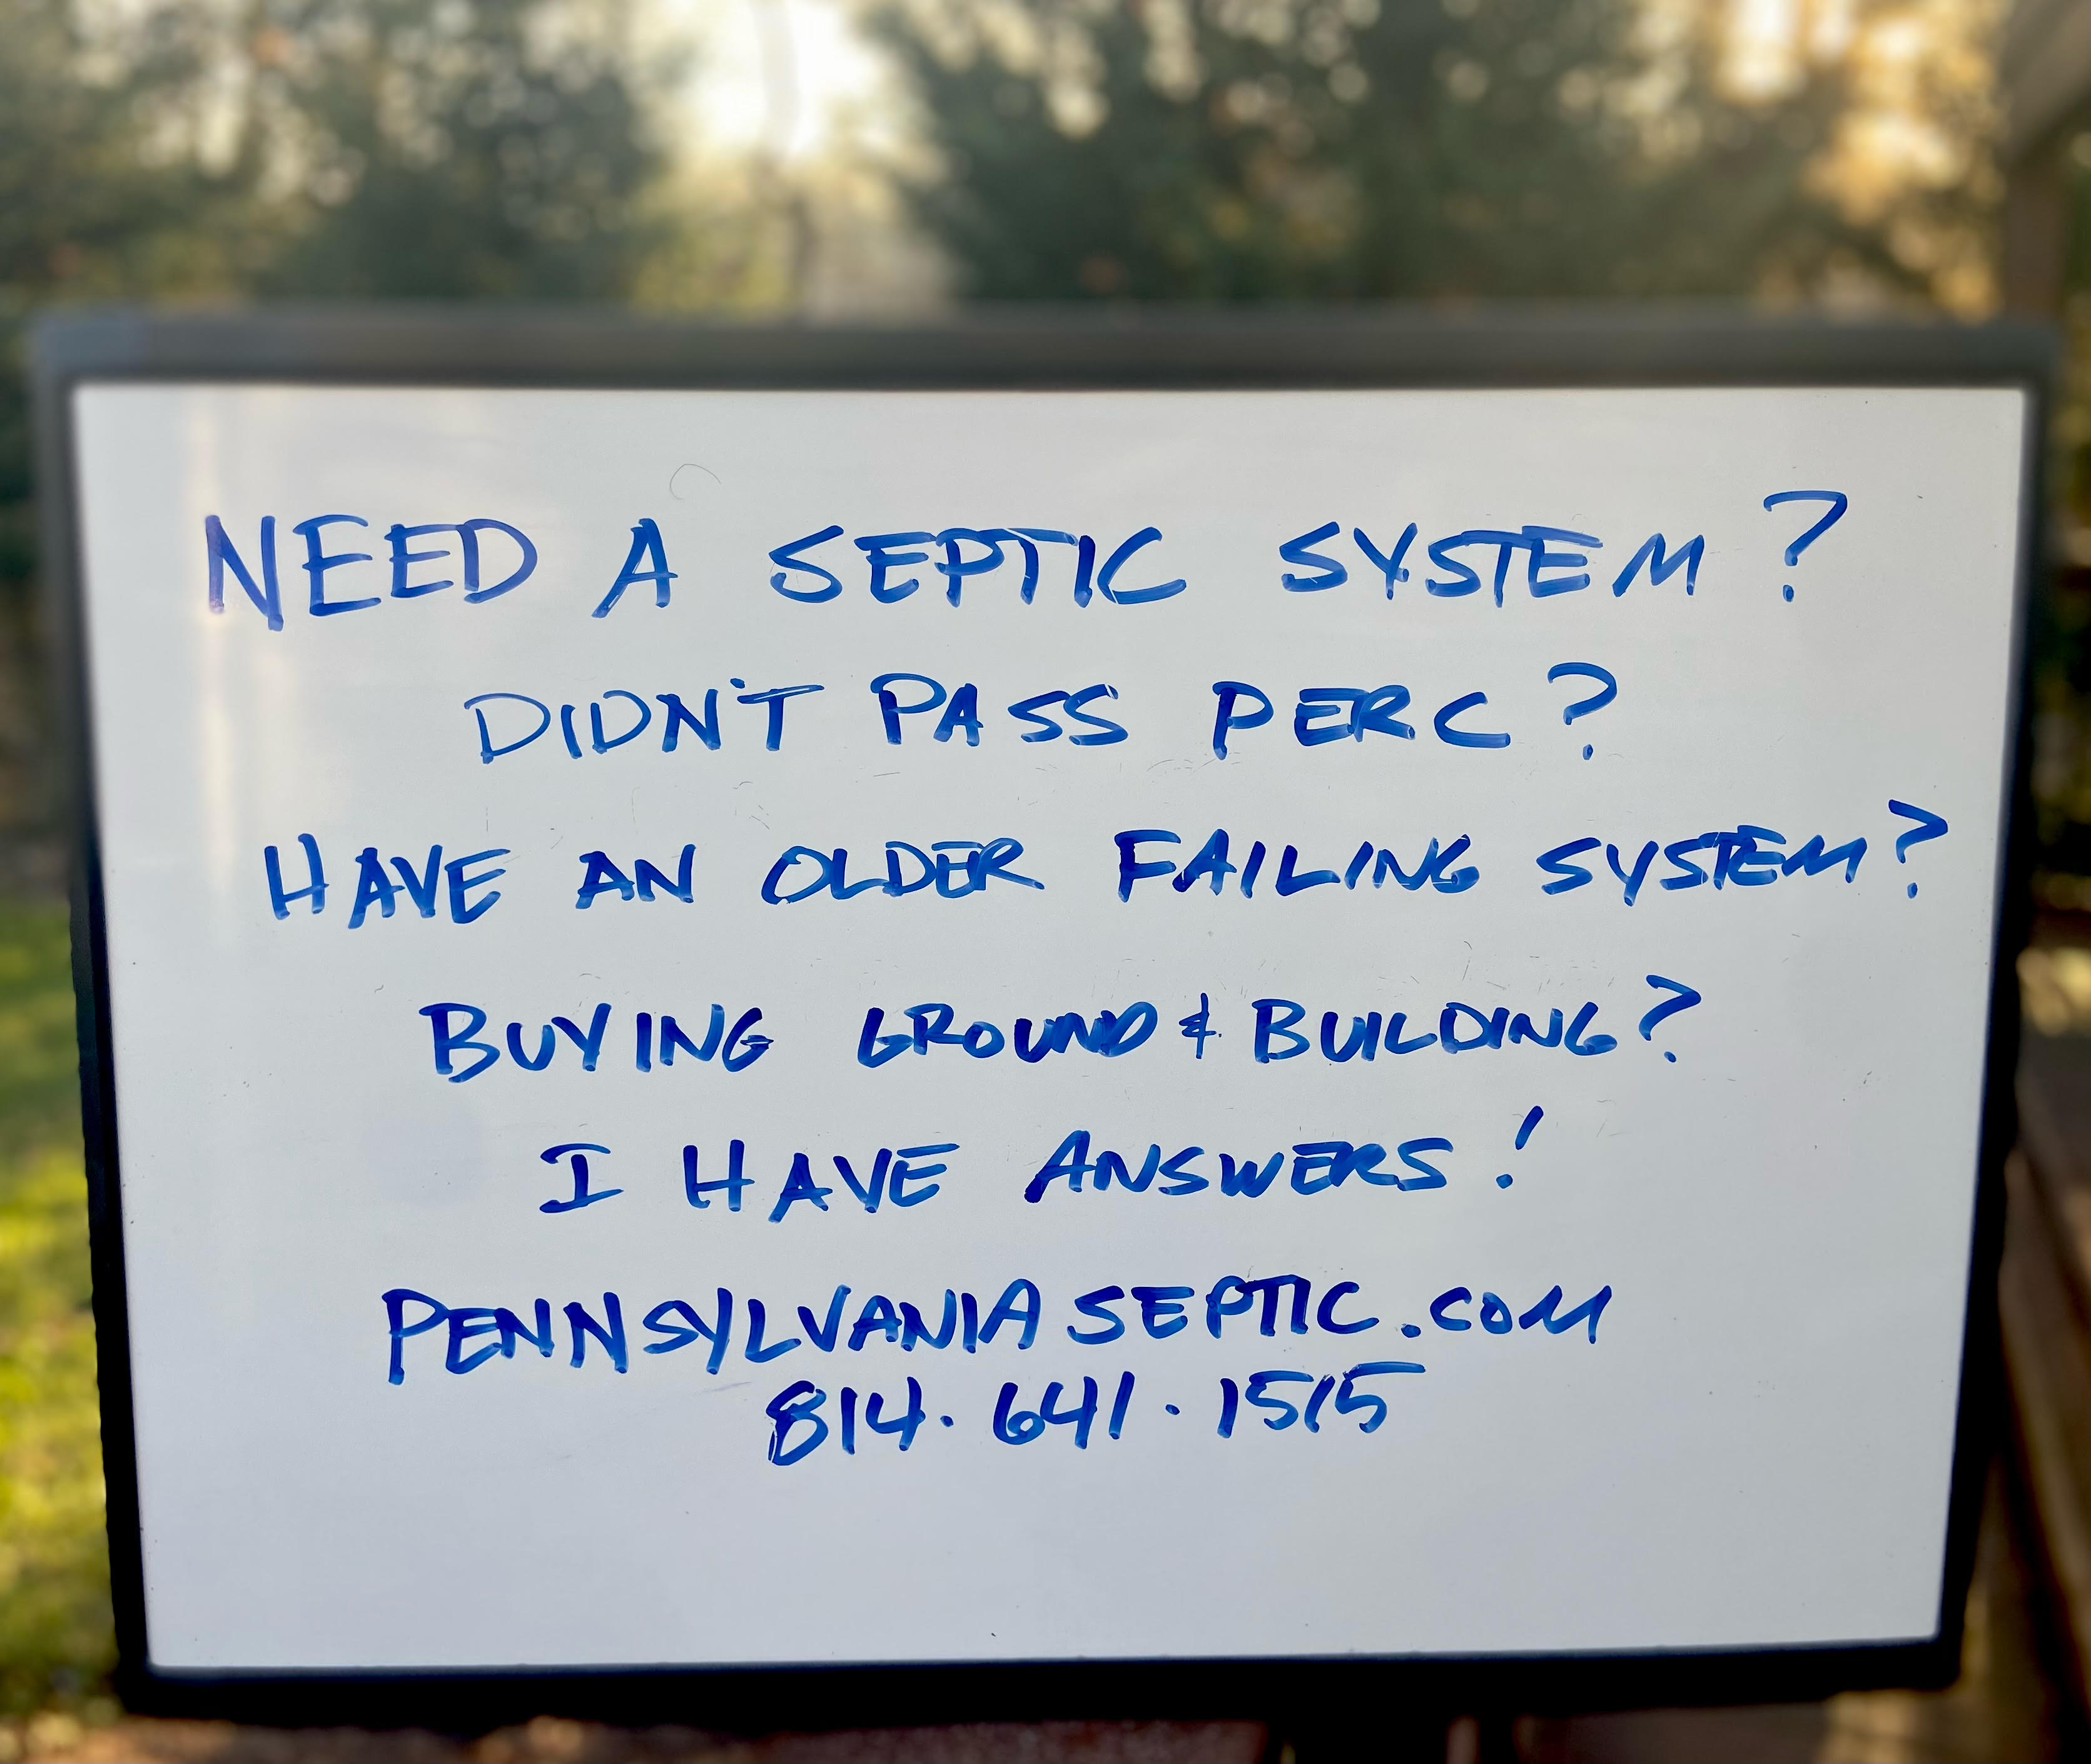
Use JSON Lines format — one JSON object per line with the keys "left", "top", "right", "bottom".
{"left": 28, "top": 307, "right": 2052, "bottom": 1731}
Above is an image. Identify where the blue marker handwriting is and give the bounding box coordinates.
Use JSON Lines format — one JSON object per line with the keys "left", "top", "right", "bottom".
{"left": 1116, "top": 828, "right": 1477, "bottom": 900}
{"left": 1247, "top": 997, "right": 1621, "bottom": 1061}
{"left": 205, "top": 507, "right": 1781, "bottom": 628}
{"left": 1023, "top": 1131, "right": 1457, "bottom": 1202}
{"left": 206, "top": 513, "right": 537, "bottom": 630}
{"left": 383, "top": 1272, "right": 1610, "bottom": 1467}
{"left": 265, "top": 838, "right": 508, "bottom": 925}
{"left": 870, "top": 675, "right": 1127, "bottom": 746}
{"left": 767, "top": 524, "right": 1183, "bottom": 605}
{"left": 677, "top": 1137, "right": 958, "bottom": 1221}
{"left": 574, "top": 847, "right": 696, "bottom": 908}
{"left": 857, "top": 1002, "right": 1157, "bottom": 1066}
{"left": 763, "top": 839, "right": 1043, "bottom": 904}
{"left": 1212, "top": 680, "right": 1516, "bottom": 757}
{"left": 265, "top": 824, "right": 1893, "bottom": 925}
{"left": 383, "top": 1269, "right": 1609, "bottom": 1385}
{"left": 844, "top": 996, "right": 1633, "bottom": 1066}
{"left": 463, "top": 673, "right": 1618, "bottom": 764}
{"left": 1277, "top": 520, "right": 1704, "bottom": 603}
{"left": 1537, "top": 824, "right": 1866, "bottom": 900}
{"left": 418, "top": 1000, "right": 771, "bottom": 1082}
{"left": 465, "top": 685, "right": 819, "bottom": 760}
{"left": 383, "top": 1275, "right": 1041, "bottom": 1383}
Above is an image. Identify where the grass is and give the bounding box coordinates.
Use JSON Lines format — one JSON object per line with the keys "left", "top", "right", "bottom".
{"left": 0, "top": 898, "right": 111, "bottom": 1716}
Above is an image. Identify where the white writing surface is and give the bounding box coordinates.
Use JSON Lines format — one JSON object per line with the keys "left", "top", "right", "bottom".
{"left": 71, "top": 385, "right": 2021, "bottom": 1671}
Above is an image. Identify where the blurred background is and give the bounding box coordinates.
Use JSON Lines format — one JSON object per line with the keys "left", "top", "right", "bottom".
{"left": 0, "top": 1, "right": 2084, "bottom": 1758}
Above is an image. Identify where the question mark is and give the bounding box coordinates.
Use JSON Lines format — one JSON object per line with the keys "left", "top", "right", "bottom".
{"left": 1762, "top": 490, "right": 1848, "bottom": 603}
{"left": 1546, "top": 662, "right": 1617, "bottom": 760}
{"left": 1639, "top": 974, "right": 1702, "bottom": 1063}
{"left": 1888, "top": 799, "right": 1948, "bottom": 898}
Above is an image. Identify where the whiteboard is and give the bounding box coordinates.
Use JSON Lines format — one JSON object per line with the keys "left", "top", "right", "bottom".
{"left": 63, "top": 375, "right": 2024, "bottom": 1675}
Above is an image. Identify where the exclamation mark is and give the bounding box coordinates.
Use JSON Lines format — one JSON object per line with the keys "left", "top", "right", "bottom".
{"left": 1497, "top": 1105, "right": 1543, "bottom": 1189}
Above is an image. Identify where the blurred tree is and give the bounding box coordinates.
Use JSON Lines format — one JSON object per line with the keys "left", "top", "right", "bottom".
{"left": 230, "top": 0, "right": 674, "bottom": 300}
{"left": 0, "top": 0, "right": 228, "bottom": 839}
{"left": 0, "top": 0, "right": 682, "bottom": 834}
{"left": 0, "top": 0, "right": 223, "bottom": 610}
{"left": 0, "top": 0, "right": 679, "bottom": 567}
{"left": 870, "top": 0, "right": 1949, "bottom": 304}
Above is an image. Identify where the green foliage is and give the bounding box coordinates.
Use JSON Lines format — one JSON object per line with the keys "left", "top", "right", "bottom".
{"left": 0, "top": 0, "right": 225, "bottom": 612}
{"left": 0, "top": 0, "right": 673, "bottom": 313}
{"left": 0, "top": 902, "right": 107, "bottom": 1716}
{"left": 0, "top": 0, "right": 682, "bottom": 840}
{"left": 0, "top": 0, "right": 222, "bottom": 310}
{"left": 238, "top": 0, "right": 675, "bottom": 301}
{"left": 0, "top": 907, "right": 79, "bottom": 1156}
{"left": 873, "top": 0, "right": 1891, "bottom": 303}
{"left": 0, "top": 0, "right": 679, "bottom": 597}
